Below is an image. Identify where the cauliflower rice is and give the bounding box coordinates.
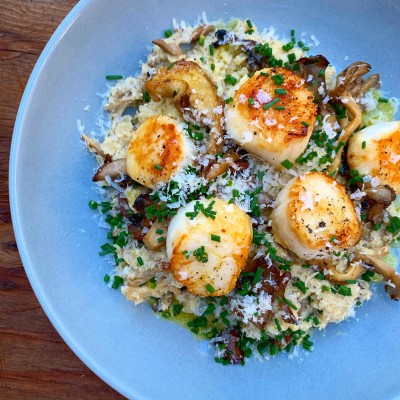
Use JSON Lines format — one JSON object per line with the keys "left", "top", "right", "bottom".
{"left": 83, "top": 17, "right": 400, "bottom": 364}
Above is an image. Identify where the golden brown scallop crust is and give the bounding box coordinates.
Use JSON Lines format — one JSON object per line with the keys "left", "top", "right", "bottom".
{"left": 126, "top": 115, "right": 189, "bottom": 188}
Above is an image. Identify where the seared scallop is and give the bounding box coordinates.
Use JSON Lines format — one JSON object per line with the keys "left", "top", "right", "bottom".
{"left": 347, "top": 121, "right": 400, "bottom": 193}
{"left": 270, "top": 172, "right": 361, "bottom": 260}
{"left": 126, "top": 115, "right": 193, "bottom": 189}
{"left": 225, "top": 67, "right": 317, "bottom": 168}
{"left": 166, "top": 198, "right": 252, "bottom": 297}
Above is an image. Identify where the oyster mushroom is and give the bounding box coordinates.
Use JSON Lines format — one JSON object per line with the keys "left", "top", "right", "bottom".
{"left": 145, "top": 60, "right": 225, "bottom": 157}
{"left": 354, "top": 253, "right": 400, "bottom": 300}
{"left": 152, "top": 25, "right": 214, "bottom": 56}
{"left": 92, "top": 158, "right": 127, "bottom": 182}
{"left": 82, "top": 134, "right": 108, "bottom": 159}
{"left": 143, "top": 219, "right": 169, "bottom": 251}
{"left": 323, "top": 262, "right": 365, "bottom": 284}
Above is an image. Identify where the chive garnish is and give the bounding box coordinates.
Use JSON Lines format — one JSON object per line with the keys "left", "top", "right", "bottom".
{"left": 164, "top": 29, "right": 173, "bottom": 38}
{"left": 274, "top": 105, "right": 285, "bottom": 110}
{"left": 248, "top": 97, "right": 255, "bottom": 106}
{"left": 156, "top": 229, "right": 163, "bottom": 234}
{"left": 362, "top": 141, "right": 367, "bottom": 149}
{"left": 211, "top": 234, "right": 221, "bottom": 242}
{"left": 106, "top": 75, "right": 123, "bottom": 80}
{"left": 154, "top": 164, "right": 163, "bottom": 171}
{"left": 301, "top": 121, "right": 310, "bottom": 127}
{"left": 271, "top": 74, "right": 284, "bottom": 85}
{"left": 209, "top": 44, "right": 214, "bottom": 55}
{"left": 157, "top": 236, "right": 165, "bottom": 243}
{"left": 137, "top": 257, "right": 144, "bottom": 266}
{"left": 260, "top": 72, "right": 270, "bottom": 77}
{"left": 167, "top": 62, "right": 174, "bottom": 70}
{"left": 281, "top": 159, "right": 294, "bottom": 169}
{"left": 103, "top": 274, "right": 110, "bottom": 283}
{"left": 274, "top": 88, "right": 287, "bottom": 95}
{"left": 378, "top": 97, "right": 388, "bottom": 103}
{"left": 274, "top": 317, "right": 282, "bottom": 331}
{"left": 263, "top": 98, "right": 280, "bottom": 110}
{"left": 198, "top": 35, "right": 205, "bottom": 46}
{"left": 205, "top": 283, "right": 215, "bottom": 294}
{"left": 284, "top": 298, "right": 298, "bottom": 310}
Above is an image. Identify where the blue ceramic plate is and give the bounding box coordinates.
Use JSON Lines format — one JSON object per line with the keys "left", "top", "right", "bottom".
{"left": 10, "top": 1, "right": 400, "bottom": 399}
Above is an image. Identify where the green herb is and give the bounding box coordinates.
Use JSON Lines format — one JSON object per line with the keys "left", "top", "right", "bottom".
{"left": 143, "top": 91, "right": 151, "bottom": 103}
{"left": 103, "top": 274, "right": 110, "bottom": 283}
{"left": 274, "top": 88, "right": 287, "bottom": 95}
{"left": 274, "top": 105, "right": 286, "bottom": 110}
{"left": 224, "top": 74, "right": 238, "bottom": 85}
{"left": 260, "top": 72, "right": 270, "bottom": 77}
{"left": 281, "top": 159, "right": 294, "bottom": 169}
{"left": 209, "top": 44, "right": 214, "bottom": 55}
{"left": 106, "top": 75, "right": 123, "bottom": 80}
{"left": 224, "top": 97, "right": 233, "bottom": 104}
{"left": 205, "top": 283, "right": 215, "bottom": 294}
{"left": 198, "top": 35, "right": 205, "bottom": 46}
{"left": 137, "top": 257, "right": 144, "bottom": 266}
{"left": 246, "top": 19, "right": 253, "bottom": 28}
{"left": 284, "top": 298, "right": 298, "bottom": 310}
{"left": 211, "top": 234, "right": 221, "bottom": 242}
{"left": 200, "top": 56, "right": 206, "bottom": 64}
{"left": 154, "top": 164, "right": 163, "bottom": 171}
{"left": 293, "top": 280, "right": 308, "bottom": 294}
{"left": 346, "top": 280, "right": 357, "bottom": 284}
{"left": 362, "top": 141, "right": 367, "bottom": 149}
{"left": 263, "top": 98, "right": 280, "bottom": 110}
{"left": 157, "top": 236, "right": 165, "bottom": 243}
{"left": 301, "top": 121, "right": 310, "bottom": 127}
{"left": 156, "top": 229, "right": 163, "bottom": 235}
{"left": 373, "top": 223, "right": 382, "bottom": 231}
{"left": 288, "top": 53, "right": 296, "bottom": 64}
{"left": 322, "top": 285, "right": 331, "bottom": 292}
{"left": 248, "top": 97, "right": 255, "bottom": 106}
{"left": 167, "top": 62, "right": 174, "bottom": 70}
{"left": 164, "top": 29, "right": 173, "bottom": 38}
{"left": 386, "top": 216, "right": 400, "bottom": 235}
{"left": 193, "top": 246, "right": 208, "bottom": 263}
{"left": 271, "top": 74, "right": 284, "bottom": 85}
{"left": 338, "top": 285, "right": 352, "bottom": 296}
{"left": 282, "top": 42, "right": 294, "bottom": 52}
{"left": 361, "top": 269, "right": 375, "bottom": 282}
{"left": 378, "top": 97, "right": 389, "bottom": 103}
{"left": 314, "top": 272, "right": 325, "bottom": 280}
{"left": 274, "top": 317, "right": 282, "bottom": 331}
{"left": 202, "top": 303, "right": 216, "bottom": 316}
{"left": 253, "top": 267, "right": 263, "bottom": 284}
{"left": 111, "top": 276, "right": 123, "bottom": 289}
{"left": 88, "top": 200, "right": 98, "bottom": 209}
{"left": 211, "top": 63, "right": 215, "bottom": 71}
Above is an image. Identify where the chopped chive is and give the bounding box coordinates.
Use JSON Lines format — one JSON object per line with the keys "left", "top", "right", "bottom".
{"left": 274, "top": 88, "right": 287, "bottom": 95}
{"left": 362, "top": 141, "right": 367, "bottom": 149}
{"left": 224, "top": 97, "right": 233, "bottom": 104}
{"left": 224, "top": 74, "right": 238, "bottom": 85}
{"left": 338, "top": 285, "right": 352, "bottom": 296}
{"left": 288, "top": 53, "right": 296, "bottom": 64}
{"left": 167, "top": 62, "right": 174, "bottom": 70}
{"left": 209, "top": 44, "right": 214, "bottom": 55}
{"left": 294, "top": 280, "right": 308, "bottom": 294}
{"left": 156, "top": 228, "right": 163, "bottom": 234}
{"left": 253, "top": 267, "right": 263, "bottom": 284}
{"left": 106, "top": 75, "right": 123, "bottom": 80}
{"left": 281, "top": 159, "right": 294, "bottom": 169}
{"left": 284, "top": 298, "right": 298, "bottom": 310}
{"left": 271, "top": 74, "right": 284, "bottom": 85}
{"left": 111, "top": 276, "right": 123, "bottom": 289}
{"left": 274, "top": 317, "right": 282, "bottom": 331}
{"left": 260, "top": 72, "right": 270, "bottom": 77}
{"left": 246, "top": 19, "right": 253, "bottom": 28}
{"left": 211, "top": 63, "right": 215, "bottom": 71}
{"left": 200, "top": 56, "right": 206, "bottom": 64}
{"left": 137, "top": 256, "right": 144, "bottom": 266}
{"left": 314, "top": 272, "right": 325, "bottom": 280}
{"left": 103, "top": 274, "right": 110, "bottom": 283}
{"left": 198, "top": 35, "right": 205, "bottom": 46}
{"left": 248, "top": 97, "right": 255, "bottom": 106}
{"left": 154, "top": 164, "right": 163, "bottom": 171}
{"left": 373, "top": 223, "right": 382, "bottom": 231}
{"left": 313, "top": 317, "right": 320, "bottom": 326}
{"left": 346, "top": 280, "right": 357, "bottom": 284}
{"left": 88, "top": 200, "right": 98, "bottom": 209}
{"left": 322, "top": 285, "right": 330, "bottom": 292}
{"left": 211, "top": 234, "right": 221, "bottom": 242}
{"left": 378, "top": 97, "right": 388, "bottom": 103}
{"left": 157, "top": 236, "right": 165, "bottom": 243}
{"left": 263, "top": 98, "right": 280, "bottom": 110}
{"left": 301, "top": 121, "right": 310, "bottom": 127}
{"left": 274, "top": 105, "right": 286, "bottom": 110}
{"left": 205, "top": 284, "right": 215, "bottom": 294}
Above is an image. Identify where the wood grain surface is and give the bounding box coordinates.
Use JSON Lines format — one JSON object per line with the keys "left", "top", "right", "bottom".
{"left": 0, "top": 1, "right": 125, "bottom": 398}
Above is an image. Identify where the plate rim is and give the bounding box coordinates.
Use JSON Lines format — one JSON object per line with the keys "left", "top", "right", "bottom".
{"left": 8, "top": 0, "right": 133, "bottom": 398}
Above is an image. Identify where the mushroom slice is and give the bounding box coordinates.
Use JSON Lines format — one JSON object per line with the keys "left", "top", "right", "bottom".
{"left": 152, "top": 25, "right": 214, "bottom": 56}
{"left": 152, "top": 39, "right": 185, "bottom": 56}
{"left": 330, "top": 62, "right": 371, "bottom": 100}
{"left": 327, "top": 95, "right": 362, "bottom": 177}
{"left": 92, "top": 158, "right": 127, "bottom": 182}
{"left": 82, "top": 134, "right": 108, "bottom": 159}
{"left": 143, "top": 219, "right": 169, "bottom": 251}
{"left": 323, "top": 262, "right": 365, "bottom": 284}
{"left": 364, "top": 185, "right": 396, "bottom": 206}
{"left": 145, "top": 60, "right": 225, "bottom": 156}
{"left": 355, "top": 253, "right": 400, "bottom": 300}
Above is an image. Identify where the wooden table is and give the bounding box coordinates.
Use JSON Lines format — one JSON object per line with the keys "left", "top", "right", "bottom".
{"left": 0, "top": 1, "right": 124, "bottom": 398}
